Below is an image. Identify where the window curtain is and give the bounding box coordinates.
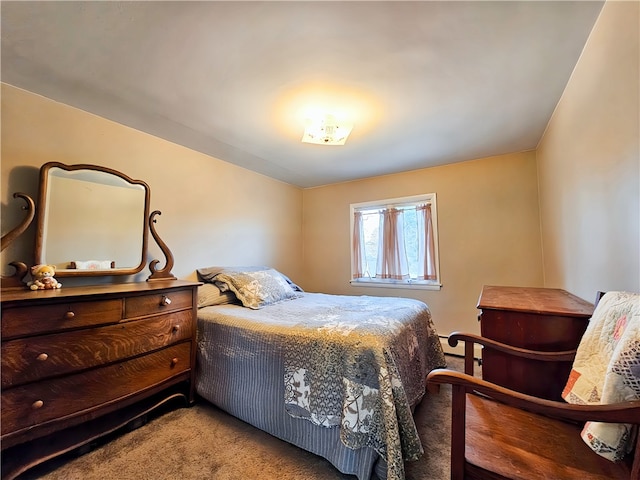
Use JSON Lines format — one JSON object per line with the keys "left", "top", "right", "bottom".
{"left": 376, "top": 208, "right": 410, "bottom": 279}
{"left": 417, "top": 204, "right": 437, "bottom": 280}
{"left": 352, "top": 210, "right": 366, "bottom": 279}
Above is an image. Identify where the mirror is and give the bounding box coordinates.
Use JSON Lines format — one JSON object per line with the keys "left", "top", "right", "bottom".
{"left": 34, "top": 162, "right": 150, "bottom": 277}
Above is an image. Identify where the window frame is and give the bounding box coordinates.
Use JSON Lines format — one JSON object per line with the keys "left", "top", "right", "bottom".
{"left": 349, "top": 193, "right": 442, "bottom": 290}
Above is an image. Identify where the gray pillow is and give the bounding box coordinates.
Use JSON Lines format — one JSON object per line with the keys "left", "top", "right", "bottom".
{"left": 197, "top": 283, "right": 238, "bottom": 308}
{"left": 212, "top": 268, "right": 303, "bottom": 309}
{"left": 197, "top": 266, "right": 268, "bottom": 284}
{"left": 197, "top": 266, "right": 304, "bottom": 292}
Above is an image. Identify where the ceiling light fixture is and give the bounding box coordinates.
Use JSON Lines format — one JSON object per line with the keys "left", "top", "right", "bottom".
{"left": 302, "top": 114, "right": 353, "bottom": 145}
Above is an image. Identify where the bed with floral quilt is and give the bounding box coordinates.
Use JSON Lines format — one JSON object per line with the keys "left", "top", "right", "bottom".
{"left": 194, "top": 267, "right": 446, "bottom": 480}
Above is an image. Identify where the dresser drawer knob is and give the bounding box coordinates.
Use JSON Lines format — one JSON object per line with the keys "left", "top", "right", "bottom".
{"left": 172, "top": 325, "right": 180, "bottom": 333}
{"left": 32, "top": 400, "right": 44, "bottom": 410}
{"left": 160, "top": 296, "right": 172, "bottom": 306}
{"left": 170, "top": 357, "right": 179, "bottom": 367}
{"left": 64, "top": 311, "right": 75, "bottom": 319}
{"left": 36, "top": 353, "right": 49, "bottom": 361}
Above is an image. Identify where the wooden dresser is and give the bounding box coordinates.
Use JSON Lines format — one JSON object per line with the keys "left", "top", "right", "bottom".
{"left": 477, "top": 285, "right": 594, "bottom": 401}
{"left": 1, "top": 280, "right": 200, "bottom": 480}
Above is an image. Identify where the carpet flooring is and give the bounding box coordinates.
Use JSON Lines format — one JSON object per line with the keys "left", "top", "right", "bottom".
{"left": 22, "top": 355, "right": 477, "bottom": 480}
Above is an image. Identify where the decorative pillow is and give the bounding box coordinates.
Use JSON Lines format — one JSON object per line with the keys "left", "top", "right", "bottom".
{"left": 197, "top": 266, "right": 268, "bottom": 284}
{"left": 197, "top": 266, "right": 304, "bottom": 292}
{"left": 73, "top": 260, "right": 113, "bottom": 270}
{"left": 212, "top": 268, "right": 302, "bottom": 309}
{"left": 197, "top": 283, "right": 238, "bottom": 309}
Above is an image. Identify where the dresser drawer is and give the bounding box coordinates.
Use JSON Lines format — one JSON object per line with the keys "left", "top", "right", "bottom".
{"left": 1, "top": 310, "right": 193, "bottom": 388}
{"left": 1, "top": 299, "right": 123, "bottom": 339}
{"left": 1, "top": 342, "right": 191, "bottom": 436}
{"left": 125, "top": 289, "right": 193, "bottom": 319}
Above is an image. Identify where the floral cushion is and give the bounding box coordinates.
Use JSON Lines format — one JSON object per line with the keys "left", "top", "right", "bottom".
{"left": 197, "top": 265, "right": 304, "bottom": 292}
{"left": 213, "top": 268, "right": 302, "bottom": 309}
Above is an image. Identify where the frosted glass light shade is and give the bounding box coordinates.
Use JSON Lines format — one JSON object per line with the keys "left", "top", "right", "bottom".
{"left": 302, "top": 115, "right": 353, "bottom": 145}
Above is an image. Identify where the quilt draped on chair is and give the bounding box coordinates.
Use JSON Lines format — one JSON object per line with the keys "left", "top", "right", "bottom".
{"left": 562, "top": 291, "right": 640, "bottom": 461}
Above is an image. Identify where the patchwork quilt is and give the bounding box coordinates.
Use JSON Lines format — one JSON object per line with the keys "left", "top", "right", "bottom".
{"left": 281, "top": 294, "right": 445, "bottom": 480}
{"left": 562, "top": 291, "right": 640, "bottom": 461}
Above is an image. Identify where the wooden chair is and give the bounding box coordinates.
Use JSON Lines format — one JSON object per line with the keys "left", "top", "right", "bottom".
{"left": 427, "top": 331, "right": 640, "bottom": 480}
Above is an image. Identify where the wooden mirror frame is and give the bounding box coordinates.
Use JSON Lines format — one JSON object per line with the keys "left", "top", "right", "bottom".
{"left": 30, "top": 162, "right": 175, "bottom": 281}
{"left": 2, "top": 162, "right": 176, "bottom": 288}
{"left": 33, "top": 162, "right": 150, "bottom": 277}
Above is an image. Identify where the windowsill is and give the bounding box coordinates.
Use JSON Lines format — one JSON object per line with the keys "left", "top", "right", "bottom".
{"left": 349, "top": 279, "right": 442, "bottom": 291}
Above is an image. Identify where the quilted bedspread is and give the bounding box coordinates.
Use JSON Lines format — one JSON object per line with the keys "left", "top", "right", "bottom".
{"left": 562, "top": 291, "right": 640, "bottom": 461}
{"left": 198, "top": 292, "right": 445, "bottom": 480}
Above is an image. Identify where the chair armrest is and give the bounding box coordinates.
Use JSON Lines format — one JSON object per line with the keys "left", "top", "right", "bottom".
{"left": 449, "top": 332, "right": 577, "bottom": 361}
{"left": 448, "top": 331, "right": 577, "bottom": 377}
{"left": 427, "top": 368, "right": 640, "bottom": 424}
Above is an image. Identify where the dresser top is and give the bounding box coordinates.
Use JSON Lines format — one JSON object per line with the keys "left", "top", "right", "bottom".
{"left": 1, "top": 280, "right": 200, "bottom": 304}
{"left": 477, "top": 285, "right": 594, "bottom": 317}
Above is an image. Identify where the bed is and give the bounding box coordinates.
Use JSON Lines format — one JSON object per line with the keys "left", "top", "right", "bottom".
{"left": 194, "top": 267, "right": 446, "bottom": 480}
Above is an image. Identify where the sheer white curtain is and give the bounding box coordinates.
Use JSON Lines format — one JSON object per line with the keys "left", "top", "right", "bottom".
{"left": 352, "top": 210, "right": 366, "bottom": 279}
{"left": 376, "top": 208, "right": 410, "bottom": 279}
{"left": 417, "top": 204, "right": 437, "bottom": 280}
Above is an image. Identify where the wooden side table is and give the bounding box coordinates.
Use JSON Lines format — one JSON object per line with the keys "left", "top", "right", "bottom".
{"left": 477, "top": 285, "right": 594, "bottom": 401}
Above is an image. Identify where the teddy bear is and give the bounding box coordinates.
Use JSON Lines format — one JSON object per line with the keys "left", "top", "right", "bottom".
{"left": 28, "top": 264, "right": 62, "bottom": 290}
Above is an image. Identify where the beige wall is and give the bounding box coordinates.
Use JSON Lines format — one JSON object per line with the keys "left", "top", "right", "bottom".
{"left": 537, "top": 0, "right": 640, "bottom": 300}
{"left": 2, "top": 82, "right": 543, "bottom": 343}
{"left": 3, "top": 0, "right": 636, "bottom": 337}
{"left": 302, "top": 151, "right": 544, "bottom": 337}
{"left": 1, "top": 84, "right": 303, "bottom": 286}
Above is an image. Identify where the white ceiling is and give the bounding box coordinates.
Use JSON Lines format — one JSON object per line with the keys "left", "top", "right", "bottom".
{"left": 1, "top": 1, "right": 604, "bottom": 188}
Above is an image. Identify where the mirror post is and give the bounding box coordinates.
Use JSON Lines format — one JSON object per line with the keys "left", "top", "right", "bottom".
{"left": 147, "top": 210, "right": 176, "bottom": 281}
{"left": 1, "top": 193, "right": 35, "bottom": 290}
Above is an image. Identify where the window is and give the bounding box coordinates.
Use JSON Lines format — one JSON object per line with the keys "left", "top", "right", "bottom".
{"left": 350, "top": 194, "right": 441, "bottom": 289}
